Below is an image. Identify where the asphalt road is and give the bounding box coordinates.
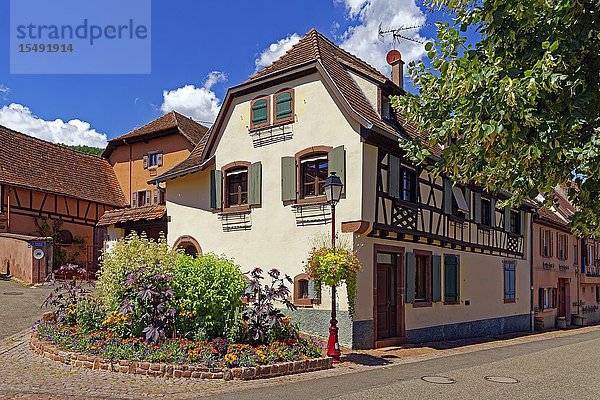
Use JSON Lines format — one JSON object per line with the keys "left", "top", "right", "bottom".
{"left": 0, "top": 279, "right": 52, "bottom": 339}
{"left": 209, "top": 329, "right": 600, "bottom": 400}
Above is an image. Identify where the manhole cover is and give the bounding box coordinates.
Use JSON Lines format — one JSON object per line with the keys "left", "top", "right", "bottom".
{"left": 2, "top": 291, "right": 24, "bottom": 295}
{"left": 485, "top": 376, "right": 519, "bottom": 384}
{"left": 421, "top": 376, "right": 455, "bottom": 384}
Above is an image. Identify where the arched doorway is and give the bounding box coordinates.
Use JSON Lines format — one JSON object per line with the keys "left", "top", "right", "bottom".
{"left": 173, "top": 235, "right": 202, "bottom": 257}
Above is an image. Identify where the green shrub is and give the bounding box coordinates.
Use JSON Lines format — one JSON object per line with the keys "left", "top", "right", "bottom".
{"left": 173, "top": 253, "right": 246, "bottom": 339}
{"left": 75, "top": 297, "right": 105, "bottom": 333}
{"left": 97, "top": 233, "right": 180, "bottom": 313}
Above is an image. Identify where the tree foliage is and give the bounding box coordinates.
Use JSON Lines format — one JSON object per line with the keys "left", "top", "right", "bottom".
{"left": 62, "top": 144, "right": 104, "bottom": 156}
{"left": 393, "top": 0, "right": 599, "bottom": 237}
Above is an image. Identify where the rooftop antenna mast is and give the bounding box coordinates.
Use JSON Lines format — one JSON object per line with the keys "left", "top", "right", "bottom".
{"left": 378, "top": 23, "right": 428, "bottom": 46}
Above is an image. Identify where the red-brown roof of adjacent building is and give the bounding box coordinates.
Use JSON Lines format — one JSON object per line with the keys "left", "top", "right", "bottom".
{"left": 154, "top": 29, "right": 438, "bottom": 183}
{"left": 0, "top": 125, "right": 127, "bottom": 207}
{"left": 97, "top": 204, "right": 166, "bottom": 226}
{"left": 103, "top": 111, "right": 209, "bottom": 158}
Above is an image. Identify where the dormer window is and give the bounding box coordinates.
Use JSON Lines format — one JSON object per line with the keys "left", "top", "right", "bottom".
{"left": 274, "top": 89, "right": 294, "bottom": 124}
{"left": 251, "top": 97, "right": 269, "bottom": 129}
{"left": 381, "top": 94, "right": 391, "bottom": 120}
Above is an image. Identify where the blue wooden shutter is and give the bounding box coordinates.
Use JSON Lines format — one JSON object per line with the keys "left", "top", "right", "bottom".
{"left": 328, "top": 146, "right": 346, "bottom": 194}
{"left": 388, "top": 155, "right": 400, "bottom": 198}
{"left": 490, "top": 198, "right": 497, "bottom": 226}
{"left": 252, "top": 99, "right": 268, "bottom": 125}
{"left": 248, "top": 162, "right": 262, "bottom": 206}
{"left": 520, "top": 210, "right": 526, "bottom": 236}
{"left": 308, "top": 279, "right": 315, "bottom": 300}
{"left": 504, "top": 207, "right": 511, "bottom": 233}
{"left": 275, "top": 92, "right": 292, "bottom": 120}
{"left": 405, "top": 252, "right": 416, "bottom": 304}
{"left": 443, "top": 178, "right": 452, "bottom": 214}
{"left": 210, "top": 169, "right": 222, "bottom": 210}
{"left": 464, "top": 188, "right": 471, "bottom": 219}
{"left": 281, "top": 156, "right": 296, "bottom": 202}
{"left": 432, "top": 255, "right": 442, "bottom": 302}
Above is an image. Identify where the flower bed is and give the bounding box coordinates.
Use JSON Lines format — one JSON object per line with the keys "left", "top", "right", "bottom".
{"left": 31, "top": 322, "right": 332, "bottom": 380}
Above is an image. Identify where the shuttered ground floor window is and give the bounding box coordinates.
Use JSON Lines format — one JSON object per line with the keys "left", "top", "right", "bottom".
{"left": 538, "top": 287, "right": 557, "bottom": 309}
{"left": 504, "top": 261, "right": 516, "bottom": 302}
{"left": 444, "top": 255, "right": 460, "bottom": 303}
{"left": 406, "top": 251, "right": 441, "bottom": 306}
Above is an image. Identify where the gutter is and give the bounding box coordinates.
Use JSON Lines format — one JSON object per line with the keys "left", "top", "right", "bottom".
{"left": 148, "top": 155, "right": 215, "bottom": 184}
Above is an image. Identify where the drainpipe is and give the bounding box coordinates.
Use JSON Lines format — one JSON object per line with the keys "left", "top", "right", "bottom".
{"left": 530, "top": 211, "right": 537, "bottom": 332}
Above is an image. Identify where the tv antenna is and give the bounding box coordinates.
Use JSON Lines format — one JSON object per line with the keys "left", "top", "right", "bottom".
{"left": 378, "top": 23, "right": 428, "bottom": 46}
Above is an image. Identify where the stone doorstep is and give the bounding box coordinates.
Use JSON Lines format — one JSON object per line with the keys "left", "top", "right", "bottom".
{"left": 29, "top": 333, "right": 333, "bottom": 381}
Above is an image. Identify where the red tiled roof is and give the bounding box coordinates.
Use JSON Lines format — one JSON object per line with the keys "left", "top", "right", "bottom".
{"left": 103, "top": 111, "right": 209, "bottom": 158}
{"left": 154, "top": 29, "right": 439, "bottom": 182}
{"left": 538, "top": 207, "right": 568, "bottom": 227}
{"left": 97, "top": 204, "right": 166, "bottom": 226}
{"left": 0, "top": 125, "right": 127, "bottom": 207}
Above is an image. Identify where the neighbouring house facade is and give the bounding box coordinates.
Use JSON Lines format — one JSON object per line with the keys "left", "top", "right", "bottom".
{"left": 154, "top": 30, "right": 534, "bottom": 349}
{"left": 0, "top": 125, "right": 127, "bottom": 282}
{"left": 533, "top": 189, "right": 600, "bottom": 328}
{"left": 99, "top": 111, "right": 208, "bottom": 252}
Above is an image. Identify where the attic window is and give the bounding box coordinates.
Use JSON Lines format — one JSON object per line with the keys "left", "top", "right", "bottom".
{"left": 274, "top": 89, "right": 294, "bottom": 123}
{"left": 381, "top": 95, "right": 391, "bottom": 120}
{"left": 251, "top": 97, "right": 269, "bottom": 129}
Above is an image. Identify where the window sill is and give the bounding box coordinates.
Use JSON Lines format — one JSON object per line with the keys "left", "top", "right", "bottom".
{"left": 220, "top": 205, "right": 251, "bottom": 214}
{"left": 443, "top": 301, "right": 460, "bottom": 305}
{"left": 296, "top": 196, "right": 327, "bottom": 205}
{"left": 248, "top": 119, "right": 293, "bottom": 133}
{"left": 448, "top": 215, "right": 466, "bottom": 224}
{"left": 412, "top": 301, "right": 432, "bottom": 308}
{"left": 504, "top": 298, "right": 516, "bottom": 304}
{"left": 478, "top": 224, "right": 492, "bottom": 231}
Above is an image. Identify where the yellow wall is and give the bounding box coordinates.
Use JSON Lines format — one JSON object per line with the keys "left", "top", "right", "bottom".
{"left": 108, "top": 134, "right": 193, "bottom": 204}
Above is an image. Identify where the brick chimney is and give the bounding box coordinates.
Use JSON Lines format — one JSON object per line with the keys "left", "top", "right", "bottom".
{"left": 386, "top": 50, "right": 404, "bottom": 89}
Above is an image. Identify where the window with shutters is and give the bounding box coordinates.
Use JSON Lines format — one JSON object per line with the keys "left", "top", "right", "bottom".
{"left": 444, "top": 254, "right": 460, "bottom": 303}
{"left": 503, "top": 260, "right": 516, "bottom": 302}
{"left": 415, "top": 252, "right": 432, "bottom": 304}
{"left": 250, "top": 97, "right": 269, "bottom": 129}
{"left": 293, "top": 273, "right": 320, "bottom": 306}
{"left": 557, "top": 233, "right": 568, "bottom": 260}
{"left": 574, "top": 241, "right": 579, "bottom": 265}
{"left": 300, "top": 154, "right": 328, "bottom": 198}
{"left": 400, "top": 168, "right": 416, "bottom": 202}
{"left": 274, "top": 89, "right": 294, "bottom": 124}
{"left": 510, "top": 210, "right": 521, "bottom": 235}
{"left": 541, "top": 228, "right": 553, "bottom": 257}
{"left": 225, "top": 168, "right": 248, "bottom": 207}
{"left": 481, "top": 197, "right": 492, "bottom": 226}
{"left": 136, "top": 190, "right": 150, "bottom": 207}
{"left": 539, "top": 287, "right": 556, "bottom": 309}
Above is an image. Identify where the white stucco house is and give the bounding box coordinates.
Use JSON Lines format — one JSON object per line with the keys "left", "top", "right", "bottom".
{"left": 152, "top": 29, "right": 534, "bottom": 349}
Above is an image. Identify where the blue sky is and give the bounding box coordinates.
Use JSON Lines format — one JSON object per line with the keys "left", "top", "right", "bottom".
{"left": 0, "top": 0, "right": 451, "bottom": 147}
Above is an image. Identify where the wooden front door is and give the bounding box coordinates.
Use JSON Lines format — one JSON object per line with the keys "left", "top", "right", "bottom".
{"left": 558, "top": 278, "right": 570, "bottom": 319}
{"left": 376, "top": 252, "right": 401, "bottom": 340}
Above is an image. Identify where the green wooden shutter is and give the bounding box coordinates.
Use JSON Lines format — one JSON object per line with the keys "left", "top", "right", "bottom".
{"left": 281, "top": 156, "right": 296, "bottom": 202}
{"left": 538, "top": 288, "right": 544, "bottom": 309}
{"left": 210, "top": 169, "right": 222, "bottom": 210}
{"left": 388, "top": 155, "right": 400, "bottom": 198}
{"left": 443, "top": 178, "right": 452, "bottom": 214}
{"left": 444, "top": 255, "right": 459, "bottom": 303}
{"left": 473, "top": 192, "right": 481, "bottom": 224}
{"left": 504, "top": 207, "right": 511, "bottom": 233}
{"left": 490, "top": 198, "right": 497, "bottom": 226}
{"left": 432, "top": 255, "right": 442, "bottom": 302}
{"left": 276, "top": 92, "right": 292, "bottom": 119}
{"left": 248, "top": 162, "right": 262, "bottom": 206}
{"left": 405, "top": 252, "right": 416, "bottom": 304}
{"left": 252, "top": 99, "right": 268, "bottom": 125}
{"left": 328, "top": 145, "right": 346, "bottom": 194}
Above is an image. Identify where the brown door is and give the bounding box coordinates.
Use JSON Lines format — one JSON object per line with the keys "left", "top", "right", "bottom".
{"left": 376, "top": 253, "right": 399, "bottom": 340}
{"left": 558, "top": 279, "right": 569, "bottom": 318}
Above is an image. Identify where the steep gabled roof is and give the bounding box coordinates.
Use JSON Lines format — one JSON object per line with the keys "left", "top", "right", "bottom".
{"left": 0, "top": 125, "right": 127, "bottom": 207}
{"left": 97, "top": 204, "right": 166, "bottom": 226}
{"left": 154, "top": 29, "right": 437, "bottom": 183}
{"left": 103, "top": 111, "right": 209, "bottom": 158}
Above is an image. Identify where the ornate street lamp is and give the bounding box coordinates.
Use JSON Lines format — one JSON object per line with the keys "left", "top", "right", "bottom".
{"left": 324, "top": 172, "right": 343, "bottom": 363}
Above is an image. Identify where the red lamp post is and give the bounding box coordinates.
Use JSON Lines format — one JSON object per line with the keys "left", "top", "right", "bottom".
{"left": 324, "top": 172, "right": 343, "bottom": 364}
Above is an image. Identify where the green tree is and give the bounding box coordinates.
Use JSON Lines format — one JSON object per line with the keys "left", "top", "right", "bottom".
{"left": 62, "top": 144, "right": 104, "bottom": 156}
{"left": 393, "top": 0, "right": 599, "bottom": 237}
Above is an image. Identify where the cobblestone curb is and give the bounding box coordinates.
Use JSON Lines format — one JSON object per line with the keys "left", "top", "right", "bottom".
{"left": 29, "top": 333, "right": 333, "bottom": 381}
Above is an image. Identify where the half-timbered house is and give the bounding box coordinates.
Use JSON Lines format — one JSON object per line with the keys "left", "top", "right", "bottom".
{"left": 153, "top": 30, "right": 534, "bottom": 348}
{"left": 0, "top": 125, "right": 127, "bottom": 282}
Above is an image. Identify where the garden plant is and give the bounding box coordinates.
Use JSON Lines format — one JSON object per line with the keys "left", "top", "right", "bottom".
{"left": 36, "top": 234, "right": 322, "bottom": 369}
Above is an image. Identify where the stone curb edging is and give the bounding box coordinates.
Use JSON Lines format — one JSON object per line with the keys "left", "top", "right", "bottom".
{"left": 29, "top": 334, "right": 333, "bottom": 380}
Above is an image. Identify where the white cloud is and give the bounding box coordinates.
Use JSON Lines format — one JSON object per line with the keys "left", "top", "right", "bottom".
{"left": 338, "top": 0, "right": 428, "bottom": 75}
{"left": 0, "top": 103, "right": 108, "bottom": 147}
{"left": 255, "top": 33, "right": 301, "bottom": 71}
{"left": 160, "top": 71, "right": 227, "bottom": 123}
{"left": 0, "top": 85, "right": 10, "bottom": 100}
